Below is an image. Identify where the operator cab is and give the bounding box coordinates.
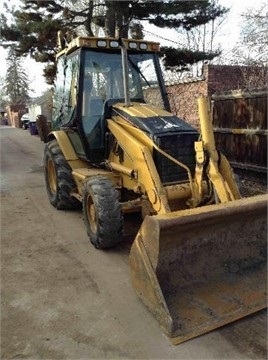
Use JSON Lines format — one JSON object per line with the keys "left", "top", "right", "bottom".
{"left": 52, "top": 37, "right": 170, "bottom": 163}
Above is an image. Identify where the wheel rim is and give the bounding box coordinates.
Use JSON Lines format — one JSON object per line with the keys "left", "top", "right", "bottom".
{"left": 86, "top": 195, "right": 98, "bottom": 234}
{"left": 47, "top": 158, "right": 57, "bottom": 194}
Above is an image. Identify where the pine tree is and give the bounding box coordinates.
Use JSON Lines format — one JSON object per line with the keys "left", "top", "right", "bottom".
{"left": 0, "top": 77, "right": 9, "bottom": 110}
{"left": 4, "top": 46, "right": 30, "bottom": 104}
{"left": 1, "top": 0, "right": 228, "bottom": 83}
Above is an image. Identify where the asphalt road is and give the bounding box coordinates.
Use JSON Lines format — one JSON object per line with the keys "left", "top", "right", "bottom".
{"left": 1, "top": 125, "right": 267, "bottom": 359}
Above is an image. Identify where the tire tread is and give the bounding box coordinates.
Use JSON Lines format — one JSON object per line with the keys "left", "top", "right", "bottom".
{"left": 82, "top": 176, "right": 123, "bottom": 249}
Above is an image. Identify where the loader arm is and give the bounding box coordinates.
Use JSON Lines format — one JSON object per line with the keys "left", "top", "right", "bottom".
{"left": 129, "top": 97, "right": 267, "bottom": 345}
{"left": 197, "top": 97, "right": 241, "bottom": 202}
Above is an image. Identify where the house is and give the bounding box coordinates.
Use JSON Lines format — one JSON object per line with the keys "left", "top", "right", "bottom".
{"left": 5, "top": 90, "right": 53, "bottom": 128}
{"left": 28, "top": 89, "right": 53, "bottom": 122}
{"left": 5, "top": 104, "right": 27, "bottom": 128}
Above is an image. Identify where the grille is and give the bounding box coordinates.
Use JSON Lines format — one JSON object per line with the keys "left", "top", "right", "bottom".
{"left": 153, "top": 132, "right": 198, "bottom": 184}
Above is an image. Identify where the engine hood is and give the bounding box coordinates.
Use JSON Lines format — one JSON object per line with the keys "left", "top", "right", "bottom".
{"left": 112, "top": 102, "right": 198, "bottom": 136}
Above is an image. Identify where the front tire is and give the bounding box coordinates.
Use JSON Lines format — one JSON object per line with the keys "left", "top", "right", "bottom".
{"left": 83, "top": 176, "right": 123, "bottom": 249}
{"left": 44, "top": 139, "right": 81, "bottom": 210}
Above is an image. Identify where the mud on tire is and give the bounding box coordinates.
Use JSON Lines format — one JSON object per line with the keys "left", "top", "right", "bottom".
{"left": 83, "top": 176, "right": 123, "bottom": 249}
{"left": 44, "top": 139, "right": 81, "bottom": 210}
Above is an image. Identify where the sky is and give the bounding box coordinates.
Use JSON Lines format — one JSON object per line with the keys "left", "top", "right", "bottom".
{"left": 0, "top": 0, "right": 264, "bottom": 97}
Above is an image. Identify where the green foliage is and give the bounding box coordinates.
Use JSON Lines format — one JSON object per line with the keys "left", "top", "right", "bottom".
{"left": 0, "top": 77, "right": 9, "bottom": 109}
{"left": 43, "top": 64, "right": 57, "bottom": 85}
{"left": 4, "top": 46, "right": 30, "bottom": 104}
{"left": 160, "top": 46, "right": 219, "bottom": 71}
{"left": 0, "top": 0, "right": 228, "bottom": 83}
{"left": 132, "top": 0, "right": 227, "bottom": 30}
{"left": 130, "top": 23, "right": 144, "bottom": 39}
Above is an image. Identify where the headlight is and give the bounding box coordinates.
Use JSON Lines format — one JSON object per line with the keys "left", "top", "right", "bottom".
{"left": 97, "top": 40, "right": 107, "bottom": 48}
{"left": 139, "top": 43, "right": 148, "bottom": 50}
{"left": 129, "top": 42, "right": 137, "bottom": 49}
{"left": 110, "top": 40, "right": 119, "bottom": 48}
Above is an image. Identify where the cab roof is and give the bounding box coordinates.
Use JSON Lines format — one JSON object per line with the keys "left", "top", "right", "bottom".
{"left": 56, "top": 36, "right": 160, "bottom": 59}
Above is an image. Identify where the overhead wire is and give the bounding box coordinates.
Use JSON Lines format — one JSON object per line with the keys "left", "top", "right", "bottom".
{"left": 143, "top": 28, "right": 184, "bottom": 47}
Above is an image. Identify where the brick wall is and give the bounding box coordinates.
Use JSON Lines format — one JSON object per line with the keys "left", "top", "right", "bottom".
{"left": 167, "top": 79, "right": 207, "bottom": 129}
{"left": 167, "top": 64, "right": 253, "bottom": 129}
{"left": 205, "top": 65, "right": 247, "bottom": 95}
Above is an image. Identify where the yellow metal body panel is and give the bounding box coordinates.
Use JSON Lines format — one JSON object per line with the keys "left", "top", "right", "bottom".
{"left": 50, "top": 131, "right": 82, "bottom": 164}
{"left": 112, "top": 113, "right": 155, "bottom": 152}
{"left": 111, "top": 102, "right": 174, "bottom": 153}
{"left": 72, "top": 168, "right": 121, "bottom": 196}
{"left": 114, "top": 102, "right": 172, "bottom": 118}
{"left": 110, "top": 103, "right": 205, "bottom": 209}
{"left": 50, "top": 132, "right": 122, "bottom": 197}
{"left": 107, "top": 118, "right": 170, "bottom": 214}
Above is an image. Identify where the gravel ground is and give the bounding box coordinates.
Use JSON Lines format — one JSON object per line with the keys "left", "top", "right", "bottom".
{"left": 235, "top": 170, "right": 267, "bottom": 197}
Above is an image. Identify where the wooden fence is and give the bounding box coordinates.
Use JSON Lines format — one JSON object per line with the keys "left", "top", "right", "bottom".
{"left": 212, "top": 89, "right": 267, "bottom": 173}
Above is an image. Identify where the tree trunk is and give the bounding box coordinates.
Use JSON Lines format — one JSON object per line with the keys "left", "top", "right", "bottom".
{"left": 105, "top": 2, "right": 116, "bottom": 36}
{"left": 84, "top": 0, "right": 94, "bottom": 36}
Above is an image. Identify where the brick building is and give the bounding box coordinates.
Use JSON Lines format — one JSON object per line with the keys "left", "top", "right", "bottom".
{"left": 167, "top": 64, "right": 257, "bottom": 129}
{"left": 5, "top": 90, "right": 53, "bottom": 129}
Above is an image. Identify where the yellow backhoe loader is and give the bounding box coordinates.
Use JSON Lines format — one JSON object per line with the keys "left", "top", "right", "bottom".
{"left": 44, "top": 34, "right": 267, "bottom": 344}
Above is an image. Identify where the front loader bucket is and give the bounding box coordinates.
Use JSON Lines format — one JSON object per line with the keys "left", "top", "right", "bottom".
{"left": 129, "top": 194, "right": 267, "bottom": 344}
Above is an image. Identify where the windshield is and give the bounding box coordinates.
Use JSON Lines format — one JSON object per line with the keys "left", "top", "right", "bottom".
{"left": 82, "top": 50, "right": 167, "bottom": 110}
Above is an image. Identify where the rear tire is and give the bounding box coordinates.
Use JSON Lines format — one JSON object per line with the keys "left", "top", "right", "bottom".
{"left": 83, "top": 176, "right": 123, "bottom": 249}
{"left": 44, "top": 139, "right": 81, "bottom": 210}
